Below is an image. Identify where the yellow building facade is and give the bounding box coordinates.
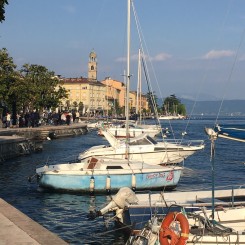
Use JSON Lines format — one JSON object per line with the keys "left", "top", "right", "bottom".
{"left": 59, "top": 51, "right": 149, "bottom": 115}
{"left": 61, "top": 78, "right": 107, "bottom": 114}
{"left": 101, "top": 77, "right": 126, "bottom": 108}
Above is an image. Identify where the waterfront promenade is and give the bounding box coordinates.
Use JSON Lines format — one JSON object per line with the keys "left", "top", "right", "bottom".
{"left": 0, "top": 122, "right": 88, "bottom": 161}
{"left": 0, "top": 123, "right": 88, "bottom": 244}
{"left": 0, "top": 198, "right": 68, "bottom": 244}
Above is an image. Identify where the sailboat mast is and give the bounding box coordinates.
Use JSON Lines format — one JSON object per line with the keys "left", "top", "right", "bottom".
{"left": 125, "top": 0, "right": 131, "bottom": 158}
{"left": 136, "top": 49, "right": 141, "bottom": 124}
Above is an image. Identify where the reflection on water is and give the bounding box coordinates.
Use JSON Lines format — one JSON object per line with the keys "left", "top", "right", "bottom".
{"left": 0, "top": 117, "right": 244, "bottom": 244}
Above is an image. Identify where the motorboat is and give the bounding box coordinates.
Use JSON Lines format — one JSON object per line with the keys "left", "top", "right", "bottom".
{"left": 79, "top": 129, "right": 205, "bottom": 165}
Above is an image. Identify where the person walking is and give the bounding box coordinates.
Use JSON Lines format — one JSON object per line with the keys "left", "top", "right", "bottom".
{"left": 66, "top": 112, "right": 71, "bottom": 125}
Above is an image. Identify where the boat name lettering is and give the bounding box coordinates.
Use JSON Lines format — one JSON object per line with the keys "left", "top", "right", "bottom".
{"left": 147, "top": 173, "right": 166, "bottom": 179}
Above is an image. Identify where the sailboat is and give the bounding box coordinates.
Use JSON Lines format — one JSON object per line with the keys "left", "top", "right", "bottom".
{"left": 98, "top": 121, "right": 161, "bottom": 138}
{"left": 93, "top": 186, "right": 245, "bottom": 239}
{"left": 98, "top": 49, "right": 163, "bottom": 139}
{"left": 95, "top": 128, "right": 244, "bottom": 244}
{"left": 35, "top": 0, "right": 183, "bottom": 194}
{"left": 134, "top": 48, "right": 163, "bottom": 133}
{"left": 36, "top": 157, "right": 182, "bottom": 194}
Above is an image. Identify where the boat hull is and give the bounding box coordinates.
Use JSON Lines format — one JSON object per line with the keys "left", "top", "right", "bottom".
{"left": 80, "top": 147, "right": 201, "bottom": 165}
{"left": 38, "top": 168, "right": 181, "bottom": 193}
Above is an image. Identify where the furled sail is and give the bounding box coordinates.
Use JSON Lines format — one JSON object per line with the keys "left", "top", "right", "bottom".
{"left": 215, "top": 124, "right": 245, "bottom": 143}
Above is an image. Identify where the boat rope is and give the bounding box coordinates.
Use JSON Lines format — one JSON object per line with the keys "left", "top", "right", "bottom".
{"left": 132, "top": 2, "right": 174, "bottom": 142}
{"left": 215, "top": 27, "right": 245, "bottom": 125}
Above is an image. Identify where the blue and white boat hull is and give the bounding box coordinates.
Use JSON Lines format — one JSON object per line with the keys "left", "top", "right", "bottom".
{"left": 36, "top": 158, "right": 182, "bottom": 193}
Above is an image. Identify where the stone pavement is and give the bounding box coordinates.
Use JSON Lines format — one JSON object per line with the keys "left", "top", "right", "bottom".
{"left": 0, "top": 198, "right": 68, "bottom": 245}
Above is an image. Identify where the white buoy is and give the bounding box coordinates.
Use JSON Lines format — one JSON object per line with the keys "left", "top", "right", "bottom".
{"left": 106, "top": 176, "right": 111, "bottom": 194}
{"left": 90, "top": 176, "right": 95, "bottom": 195}
{"left": 132, "top": 174, "right": 136, "bottom": 191}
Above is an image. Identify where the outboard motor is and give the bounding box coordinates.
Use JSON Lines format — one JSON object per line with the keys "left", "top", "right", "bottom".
{"left": 88, "top": 187, "right": 138, "bottom": 222}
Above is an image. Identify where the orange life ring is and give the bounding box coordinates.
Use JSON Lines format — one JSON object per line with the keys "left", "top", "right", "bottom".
{"left": 159, "top": 212, "right": 189, "bottom": 245}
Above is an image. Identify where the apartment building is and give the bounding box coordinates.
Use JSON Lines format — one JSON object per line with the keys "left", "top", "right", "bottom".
{"left": 59, "top": 51, "right": 149, "bottom": 115}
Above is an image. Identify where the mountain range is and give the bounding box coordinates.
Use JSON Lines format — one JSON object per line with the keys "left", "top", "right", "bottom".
{"left": 180, "top": 98, "right": 245, "bottom": 116}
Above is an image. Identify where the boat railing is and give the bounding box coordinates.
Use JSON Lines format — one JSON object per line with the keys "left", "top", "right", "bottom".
{"left": 133, "top": 184, "right": 245, "bottom": 215}
{"left": 158, "top": 138, "right": 205, "bottom": 147}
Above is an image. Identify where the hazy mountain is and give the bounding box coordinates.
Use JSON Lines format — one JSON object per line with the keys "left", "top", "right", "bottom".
{"left": 180, "top": 98, "right": 245, "bottom": 116}
{"left": 158, "top": 96, "right": 245, "bottom": 116}
{"left": 176, "top": 93, "right": 220, "bottom": 101}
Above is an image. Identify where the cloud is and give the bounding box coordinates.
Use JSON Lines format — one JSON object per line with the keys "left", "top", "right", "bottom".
{"left": 115, "top": 52, "right": 172, "bottom": 62}
{"left": 202, "top": 50, "right": 235, "bottom": 60}
{"left": 150, "top": 53, "right": 172, "bottom": 61}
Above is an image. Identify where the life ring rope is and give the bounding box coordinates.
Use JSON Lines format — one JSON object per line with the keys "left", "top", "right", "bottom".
{"left": 159, "top": 212, "right": 189, "bottom": 245}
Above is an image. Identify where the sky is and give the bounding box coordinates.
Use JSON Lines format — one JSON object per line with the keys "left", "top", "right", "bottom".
{"left": 1, "top": 0, "right": 245, "bottom": 100}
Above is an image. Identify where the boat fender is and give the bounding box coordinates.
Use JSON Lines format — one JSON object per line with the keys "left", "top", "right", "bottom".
{"left": 90, "top": 176, "right": 95, "bottom": 195}
{"left": 106, "top": 176, "right": 111, "bottom": 194}
{"left": 159, "top": 212, "right": 189, "bottom": 245}
{"left": 131, "top": 174, "right": 136, "bottom": 192}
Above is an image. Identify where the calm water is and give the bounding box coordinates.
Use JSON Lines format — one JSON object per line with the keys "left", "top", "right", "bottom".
{"left": 0, "top": 117, "right": 244, "bottom": 244}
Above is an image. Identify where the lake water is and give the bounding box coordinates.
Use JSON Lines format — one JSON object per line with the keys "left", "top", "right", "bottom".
{"left": 0, "top": 117, "right": 244, "bottom": 244}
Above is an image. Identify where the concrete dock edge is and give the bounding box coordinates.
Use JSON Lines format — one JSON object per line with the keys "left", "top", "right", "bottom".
{"left": 0, "top": 198, "right": 68, "bottom": 245}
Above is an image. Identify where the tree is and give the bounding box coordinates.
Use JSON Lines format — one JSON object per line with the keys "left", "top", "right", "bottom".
{"left": 0, "top": 48, "right": 20, "bottom": 124}
{"left": 20, "top": 64, "right": 68, "bottom": 112}
{"left": 72, "top": 101, "right": 78, "bottom": 109}
{"left": 0, "top": 0, "right": 8, "bottom": 22}
{"left": 146, "top": 91, "right": 158, "bottom": 114}
{"left": 162, "top": 94, "right": 186, "bottom": 116}
{"left": 78, "top": 102, "right": 84, "bottom": 115}
{"left": 0, "top": 49, "right": 69, "bottom": 122}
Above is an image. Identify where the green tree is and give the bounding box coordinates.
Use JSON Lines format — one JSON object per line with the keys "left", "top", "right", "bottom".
{"left": 0, "top": 0, "right": 8, "bottom": 22}
{"left": 78, "top": 102, "right": 84, "bottom": 115}
{"left": 20, "top": 64, "right": 68, "bottom": 112}
{"left": 114, "top": 100, "right": 123, "bottom": 116}
{"left": 162, "top": 94, "right": 186, "bottom": 115}
{"left": 146, "top": 91, "right": 158, "bottom": 114}
{"left": 0, "top": 49, "right": 69, "bottom": 120}
{"left": 0, "top": 48, "right": 20, "bottom": 123}
{"left": 73, "top": 101, "right": 78, "bottom": 108}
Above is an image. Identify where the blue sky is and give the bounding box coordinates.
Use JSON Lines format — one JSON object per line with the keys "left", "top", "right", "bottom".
{"left": 1, "top": 0, "right": 245, "bottom": 100}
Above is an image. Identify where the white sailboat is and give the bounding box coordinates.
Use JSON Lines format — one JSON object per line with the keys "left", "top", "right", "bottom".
{"left": 79, "top": 0, "right": 204, "bottom": 165}
{"left": 95, "top": 186, "right": 245, "bottom": 240}
{"left": 99, "top": 122, "right": 161, "bottom": 138}
{"left": 36, "top": 0, "right": 184, "bottom": 194}
{"left": 36, "top": 157, "right": 182, "bottom": 194}
{"left": 121, "top": 128, "right": 245, "bottom": 244}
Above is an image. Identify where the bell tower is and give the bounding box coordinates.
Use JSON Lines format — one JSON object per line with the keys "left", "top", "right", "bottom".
{"left": 88, "top": 50, "right": 97, "bottom": 81}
